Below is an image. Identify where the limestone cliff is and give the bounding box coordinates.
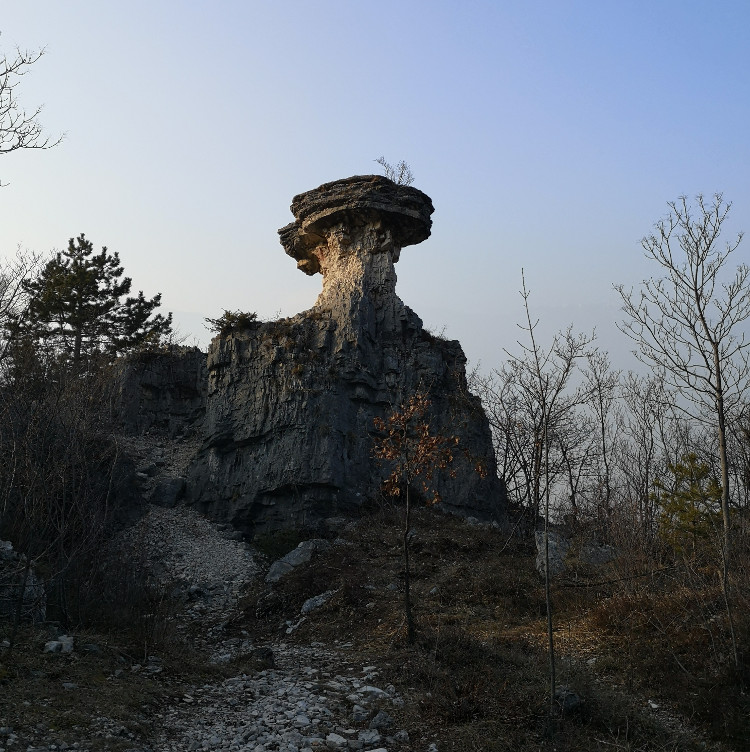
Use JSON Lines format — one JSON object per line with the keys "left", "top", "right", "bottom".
{"left": 117, "top": 347, "right": 207, "bottom": 437}
{"left": 185, "top": 175, "right": 506, "bottom": 532}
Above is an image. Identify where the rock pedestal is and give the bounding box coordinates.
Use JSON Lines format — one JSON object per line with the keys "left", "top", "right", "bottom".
{"left": 186, "top": 176, "right": 506, "bottom": 533}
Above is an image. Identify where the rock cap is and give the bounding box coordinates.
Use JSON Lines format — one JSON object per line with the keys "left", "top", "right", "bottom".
{"left": 278, "top": 175, "right": 434, "bottom": 275}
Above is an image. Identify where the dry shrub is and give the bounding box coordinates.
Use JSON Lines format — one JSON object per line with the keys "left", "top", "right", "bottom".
{"left": 584, "top": 573, "right": 750, "bottom": 747}
{"left": 252, "top": 527, "right": 313, "bottom": 562}
{"left": 397, "top": 626, "right": 503, "bottom": 724}
{"left": 80, "top": 538, "right": 184, "bottom": 659}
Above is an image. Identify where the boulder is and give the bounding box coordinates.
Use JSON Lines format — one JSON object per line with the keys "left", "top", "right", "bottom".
{"left": 150, "top": 476, "right": 186, "bottom": 507}
{"left": 300, "top": 589, "right": 337, "bottom": 614}
{"left": 44, "top": 634, "right": 74, "bottom": 653}
{"left": 266, "top": 539, "right": 330, "bottom": 583}
{"left": 579, "top": 540, "right": 617, "bottom": 567}
{"left": 368, "top": 709, "right": 393, "bottom": 729}
{"left": 555, "top": 686, "right": 583, "bottom": 715}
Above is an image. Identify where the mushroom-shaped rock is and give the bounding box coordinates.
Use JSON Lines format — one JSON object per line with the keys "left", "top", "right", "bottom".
{"left": 278, "top": 175, "right": 434, "bottom": 276}
{"left": 179, "top": 173, "right": 506, "bottom": 537}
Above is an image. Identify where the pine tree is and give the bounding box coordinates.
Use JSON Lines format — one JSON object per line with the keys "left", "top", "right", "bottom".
{"left": 653, "top": 453, "right": 722, "bottom": 559}
{"left": 21, "top": 234, "right": 172, "bottom": 368}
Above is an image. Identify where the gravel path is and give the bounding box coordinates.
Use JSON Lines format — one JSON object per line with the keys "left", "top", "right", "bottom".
{"left": 155, "top": 641, "right": 406, "bottom": 752}
{"left": 118, "top": 505, "right": 409, "bottom": 752}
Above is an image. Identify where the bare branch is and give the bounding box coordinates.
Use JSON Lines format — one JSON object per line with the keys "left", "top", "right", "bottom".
{"left": 0, "top": 35, "right": 63, "bottom": 185}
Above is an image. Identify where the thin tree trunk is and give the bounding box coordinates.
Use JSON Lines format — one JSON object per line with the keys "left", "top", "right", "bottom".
{"left": 713, "top": 348, "right": 738, "bottom": 668}
{"left": 403, "top": 483, "right": 415, "bottom": 643}
{"left": 544, "top": 429, "right": 556, "bottom": 723}
{"left": 713, "top": 347, "right": 731, "bottom": 552}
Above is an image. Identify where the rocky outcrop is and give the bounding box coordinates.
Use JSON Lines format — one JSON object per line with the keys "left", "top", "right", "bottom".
{"left": 185, "top": 175, "right": 506, "bottom": 533}
{"left": 116, "top": 347, "right": 206, "bottom": 437}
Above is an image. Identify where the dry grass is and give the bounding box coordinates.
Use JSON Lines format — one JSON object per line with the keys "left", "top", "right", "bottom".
{"left": 3, "top": 503, "right": 748, "bottom": 750}
{"left": 238, "top": 504, "right": 749, "bottom": 751}
{"left": 0, "top": 573, "right": 238, "bottom": 750}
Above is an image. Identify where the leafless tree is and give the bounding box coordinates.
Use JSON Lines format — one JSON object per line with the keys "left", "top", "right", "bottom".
{"left": 506, "top": 271, "right": 594, "bottom": 720}
{"left": 555, "top": 413, "right": 597, "bottom": 523}
{"left": 1, "top": 35, "right": 62, "bottom": 184}
{"left": 582, "top": 350, "right": 621, "bottom": 524}
{"left": 616, "top": 194, "right": 749, "bottom": 561}
{"left": 0, "top": 248, "right": 42, "bottom": 370}
{"left": 616, "top": 194, "right": 750, "bottom": 670}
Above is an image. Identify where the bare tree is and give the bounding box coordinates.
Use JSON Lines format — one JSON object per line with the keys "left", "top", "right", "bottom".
{"left": 1, "top": 35, "right": 61, "bottom": 184}
{"left": 616, "top": 194, "right": 749, "bottom": 558}
{"left": 506, "top": 271, "right": 594, "bottom": 720}
{"left": 582, "top": 349, "right": 621, "bottom": 524}
{"left": 0, "top": 248, "right": 42, "bottom": 370}
{"left": 555, "top": 413, "right": 597, "bottom": 523}
{"left": 375, "top": 156, "right": 414, "bottom": 186}
{"left": 474, "top": 366, "right": 537, "bottom": 512}
{"left": 616, "top": 195, "right": 749, "bottom": 670}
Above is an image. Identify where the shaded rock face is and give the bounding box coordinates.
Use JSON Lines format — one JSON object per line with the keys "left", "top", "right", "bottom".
{"left": 186, "top": 176, "right": 506, "bottom": 533}
{"left": 117, "top": 348, "right": 207, "bottom": 437}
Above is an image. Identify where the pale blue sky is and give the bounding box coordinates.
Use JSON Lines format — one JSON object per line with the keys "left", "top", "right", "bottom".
{"left": 2, "top": 1, "right": 748, "bottom": 371}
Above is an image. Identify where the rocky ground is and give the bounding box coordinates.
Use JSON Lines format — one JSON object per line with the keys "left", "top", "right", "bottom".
{"left": 2, "top": 441, "right": 746, "bottom": 751}
{"left": 153, "top": 640, "right": 408, "bottom": 752}
{"left": 1, "top": 503, "right": 415, "bottom": 752}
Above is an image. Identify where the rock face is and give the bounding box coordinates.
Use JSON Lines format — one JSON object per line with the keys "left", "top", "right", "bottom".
{"left": 185, "top": 175, "right": 506, "bottom": 533}
{"left": 117, "top": 347, "right": 207, "bottom": 437}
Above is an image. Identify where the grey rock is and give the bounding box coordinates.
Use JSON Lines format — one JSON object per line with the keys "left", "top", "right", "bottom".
{"left": 0, "top": 540, "right": 14, "bottom": 561}
{"left": 324, "top": 517, "right": 348, "bottom": 534}
{"left": 351, "top": 704, "right": 369, "bottom": 722}
{"left": 535, "top": 529, "right": 571, "bottom": 578}
{"left": 116, "top": 347, "right": 207, "bottom": 437}
{"left": 44, "top": 634, "right": 73, "bottom": 654}
{"left": 325, "top": 732, "right": 347, "bottom": 748}
{"left": 359, "top": 685, "right": 390, "bottom": 699}
{"left": 150, "top": 476, "right": 186, "bottom": 507}
{"left": 117, "top": 177, "right": 507, "bottom": 535}
{"left": 266, "top": 539, "right": 330, "bottom": 583}
{"left": 358, "top": 729, "right": 381, "bottom": 744}
{"left": 368, "top": 710, "right": 393, "bottom": 730}
{"left": 301, "top": 589, "right": 337, "bottom": 614}
{"left": 579, "top": 540, "right": 617, "bottom": 567}
{"left": 555, "top": 686, "right": 583, "bottom": 715}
